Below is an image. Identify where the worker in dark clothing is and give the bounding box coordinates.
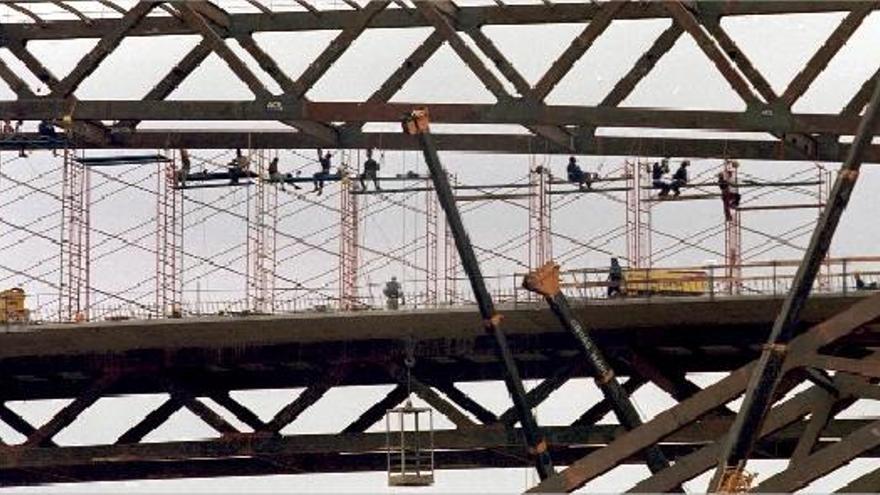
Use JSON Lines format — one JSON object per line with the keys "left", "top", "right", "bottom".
{"left": 607, "top": 257, "right": 623, "bottom": 298}
{"left": 383, "top": 276, "right": 402, "bottom": 310}
{"left": 855, "top": 273, "right": 878, "bottom": 290}
{"left": 718, "top": 169, "right": 741, "bottom": 221}
{"left": 268, "top": 156, "right": 286, "bottom": 191}
{"left": 177, "top": 148, "right": 191, "bottom": 187}
{"left": 360, "top": 149, "right": 381, "bottom": 191}
{"left": 566, "top": 156, "right": 594, "bottom": 190}
{"left": 651, "top": 160, "right": 671, "bottom": 196}
{"left": 313, "top": 148, "right": 332, "bottom": 195}
{"left": 38, "top": 120, "right": 57, "bottom": 138}
{"left": 670, "top": 160, "right": 689, "bottom": 197}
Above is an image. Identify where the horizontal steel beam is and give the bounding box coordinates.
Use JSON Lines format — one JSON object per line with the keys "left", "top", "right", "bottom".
{"left": 2, "top": 3, "right": 874, "bottom": 42}
{"left": 0, "top": 100, "right": 870, "bottom": 135}
{"left": 10, "top": 131, "right": 877, "bottom": 162}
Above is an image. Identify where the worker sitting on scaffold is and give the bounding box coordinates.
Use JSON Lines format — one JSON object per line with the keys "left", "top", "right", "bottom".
{"left": 670, "top": 160, "right": 690, "bottom": 197}
{"left": 227, "top": 148, "right": 250, "bottom": 185}
{"left": 566, "top": 156, "right": 595, "bottom": 190}
{"left": 651, "top": 159, "right": 671, "bottom": 196}
{"left": 359, "top": 148, "right": 382, "bottom": 191}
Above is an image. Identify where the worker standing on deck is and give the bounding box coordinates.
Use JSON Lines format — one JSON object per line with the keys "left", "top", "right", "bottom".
{"left": 566, "top": 156, "right": 594, "bottom": 191}
{"left": 313, "top": 149, "right": 333, "bottom": 196}
{"left": 718, "top": 167, "right": 741, "bottom": 221}
{"left": 651, "top": 159, "right": 671, "bottom": 196}
{"left": 670, "top": 160, "right": 689, "bottom": 197}
{"left": 384, "top": 276, "right": 402, "bottom": 310}
{"left": 267, "top": 156, "right": 287, "bottom": 192}
{"left": 177, "top": 149, "right": 191, "bottom": 187}
{"left": 607, "top": 257, "right": 623, "bottom": 298}
{"left": 360, "top": 149, "right": 381, "bottom": 191}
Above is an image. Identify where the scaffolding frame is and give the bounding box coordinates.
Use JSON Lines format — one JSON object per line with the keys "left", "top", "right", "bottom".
{"left": 59, "top": 147, "right": 90, "bottom": 323}
{"left": 724, "top": 160, "right": 742, "bottom": 294}
{"left": 529, "top": 163, "right": 552, "bottom": 271}
{"left": 246, "top": 149, "right": 278, "bottom": 314}
{"left": 625, "top": 159, "right": 651, "bottom": 269}
{"left": 339, "top": 158, "right": 360, "bottom": 310}
{"left": 156, "top": 149, "right": 183, "bottom": 317}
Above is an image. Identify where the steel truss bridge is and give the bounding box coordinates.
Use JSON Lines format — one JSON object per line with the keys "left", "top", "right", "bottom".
{"left": 1, "top": 0, "right": 880, "bottom": 492}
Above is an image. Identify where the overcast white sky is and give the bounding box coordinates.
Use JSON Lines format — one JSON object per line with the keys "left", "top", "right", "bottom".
{"left": 1, "top": 2, "right": 880, "bottom": 493}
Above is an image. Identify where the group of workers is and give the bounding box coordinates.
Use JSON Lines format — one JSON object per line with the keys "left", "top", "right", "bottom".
{"left": 1, "top": 119, "right": 62, "bottom": 157}
{"left": 650, "top": 158, "right": 690, "bottom": 197}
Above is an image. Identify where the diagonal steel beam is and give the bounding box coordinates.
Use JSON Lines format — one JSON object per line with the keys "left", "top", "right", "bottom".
{"left": 700, "top": 18, "right": 777, "bottom": 103}
{"left": 838, "top": 466, "right": 880, "bottom": 493}
{"left": 263, "top": 366, "right": 348, "bottom": 434}
{"left": 341, "top": 30, "right": 444, "bottom": 133}
{"left": 600, "top": 22, "right": 683, "bottom": 107}
{"left": 48, "top": 0, "right": 91, "bottom": 23}
{"left": 288, "top": 0, "right": 391, "bottom": 99}
{"left": 531, "top": 0, "right": 627, "bottom": 102}
{"left": 114, "top": 39, "right": 213, "bottom": 131}
{"left": 0, "top": 402, "right": 52, "bottom": 446}
{"left": 209, "top": 392, "right": 267, "bottom": 432}
{"left": 842, "top": 65, "right": 880, "bottom": 117}
{"left": 233, "top": 33, "right": 338, "bottom": 144}
{"left": 779, "top": 4, "right": 873, "bottom": 109}
{"left": 756, "top": 418, "right": 880, "bottom": 492}
{"left": 24, "top": 374, "right": 117, "bottom": 447}
{"left": 342, "top": 384, "right": 408, "bottom": 433}
{"left": 497, "top": 359, "right": 582, "bottom": 425}
{"left": 415, "top": 1, "right": 572, "bottom": 149}
{"left": 170, "top": 386, "right": 240, "bottom": 436}
{"left": 711, "top": 73, "right": 880, "bottom": 490}
{"left": 0, "top": 57, "right": 35, "bottom": 98}
{"left": 116, "top": 396, "right": 183, "bottom": 444}
{"left": 176, "top": 2, "right": 337, "bottom": 144}
{"left": 570, "top": 376, "right": 646, "bottom": 427}
{"left": 51, "top": 1, "right": 158, "bottom": 98}
{"left": 426, "top": 377, "right": 498, "bottom": 424}
{"left": 407, "top": 376, "right": 477, "bottom": 429}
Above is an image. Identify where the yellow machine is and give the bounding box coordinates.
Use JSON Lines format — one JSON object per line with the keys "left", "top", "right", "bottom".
{"left": 0, "top": 288, "right": 29, "bottom": 323}
{"left": 623, "top": 269, "right": 708, "bottom": 296}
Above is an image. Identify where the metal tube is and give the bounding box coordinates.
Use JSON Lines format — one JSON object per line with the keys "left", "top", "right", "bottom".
{"left": 711, "top": 72, "right": 880, "bottom": 491}
{"left": 413, "top": 129, "right": 555, "bottom": 480}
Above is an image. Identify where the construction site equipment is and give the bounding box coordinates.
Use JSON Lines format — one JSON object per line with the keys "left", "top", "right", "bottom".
{"left": 386, "top": 401, "right": 434, "bottom": 487}
{"left": 522, "top": 262, "right": 674, "bottom": 477}
{"left": 402, "top": 107, "right": 555, "bottom": 480}
{"left": 0, "top": 288, "right": 29, "bottom": 324}
{"left": 623, "top": 268, "right": 708, "bottom": 296}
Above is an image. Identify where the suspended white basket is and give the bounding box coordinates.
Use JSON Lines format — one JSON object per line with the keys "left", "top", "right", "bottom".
{"left": 386, "top": 401, "right": 434, "bottom": 487}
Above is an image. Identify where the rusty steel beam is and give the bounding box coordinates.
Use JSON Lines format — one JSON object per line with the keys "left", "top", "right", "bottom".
{"left": 532, "top": 0, "right": 627, "bottom": 101}
{"left": 9, "top": 130, "right": 878, "bottom": 162}
{"left": 342, "top": 384, "right": 408, "bottom": 433}
{"left": 407, "top": 376, "right": 477, "bottom": 429}
{"left": 263, "top": 367, "right": 348, "bottom": 434}
{"left": 24, "top": 375, "right": 116, "bottom": 447}
{"left": 756, "top": 418, "right": 880, "bottom": 492}
{"left": 0, "top": 403, "right": 47, "bottom": 444}
{"left": 426, "top": 377, "right": 498, "bottom": 425}
{"left": 116, "top": 397, "right": 183, "bottom": 444}
{"left": 629, "top": 374, "right": 866, "bottom": 493}
{"left": 599, "top": 22, "right": 683, "bottom": 107}
{"left": 0, "top": 3, "right": 875, "bottom": 43}
{"left": 51, "top": 1, "right": 158, "bottom": 98}
{"left": 209, "top": 392, "right": 267, "bottom": 432}
{"left": 170, "top": 386, "right": 240, "bottom": 436}
{"left": 805, "top": 353, "right": 880, "bottom": 379}
{"left": 700, "top": 18, "right": 777, "bottom": 103}
{"left": 838, "top": 466, "right": 880, "bottom": 493}
{"left": 288, "top": 0, "right": 391, "bottom": 98}
{"left": 497, "top": 359, "right": 582, "bottom": 425}
{"left": 5, "top": 100, "right": 879, "bottom": 135}
{"left": 711, "top": 73, "right": 880, "bottom": 490}
{"left": 779, "top": 4, "right": 873, "bottom": 109}
{"left": 528, "top": 293, "right": 880, "bottom": 493}
{"left": 842, "top": 65, "right": 880, "bottom": 117}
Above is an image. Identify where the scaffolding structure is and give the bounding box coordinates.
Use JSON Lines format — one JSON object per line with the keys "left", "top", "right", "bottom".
{"left": 444, "top": 174, "right": 460, "bottom": 305}
{"left": 425, "top": 185, "right": 439, "bottom": 307}
{"left": 246, "top": 150, "right": 278, "bottom": 314}
{"left": 339, "top": 163, "right": 360, "bottom": 310}
{"left": 625, "top": 159, "right": 651, "bottom": 269}
{"left": 724, "top": 160, "right": 742, "bottom": 294}
{"left": 528, "top": 163, "right": 552, "bottom": 271}
{"left": 59, "top": 148, "right": 90, "bottom": 323}
{"left": 156, "top": 150, "right": 183, "bottom": 317}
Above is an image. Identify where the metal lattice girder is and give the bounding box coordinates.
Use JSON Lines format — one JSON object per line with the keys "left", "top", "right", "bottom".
{"left": 527, "top": 292, "right": 880, "bottom": 493}
{"left": 2, "top": 2, "right": 880, "bottom": 43}
{"left": 6, "top": 100, "right": 880, "bottom": 136}
{"left": 711, "top": 70, "right": 880, "bottom": 490}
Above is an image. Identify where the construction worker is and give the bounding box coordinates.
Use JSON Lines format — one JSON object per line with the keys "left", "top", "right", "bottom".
{"left": 670, "top": 160, "right": 690, "bottom": 197}
{"left": 313, "top": 148, "right": 333, "bottom": 195}
{"left": 227, "top": 148, "right": 250, "bottom": 185}
{"left": 268, "top": 156, "right": 286, "bottom": 191}
{"left": 177, "top": 148, "right": 191, "bottom": 187}
{"left": 566, "top": 156, "right": 594, "bottom": 190}
{"left": 359, "top": 148, "right": 381, "bottom": 191}
{"left": 38, "top": 120, "right": 57, "bottom": 138}
{"left": 383, "top": 276, "right": 402, "bottom": 310}
{"left": 651, "top": 159, "right": 671, "bottom": 196}
{"left": 2, "top": 120, "right": 13, "bottom": 137}
{"left": 718, "top": 168, "right": 741, "bottom": 221}
{"left": 854, "top": 272, "right": 878, "bottom": 290}
{"left": 607, "top": 257, "right": 623, "bottom": 298}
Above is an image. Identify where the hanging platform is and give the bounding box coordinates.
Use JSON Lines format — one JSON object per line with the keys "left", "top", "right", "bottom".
{"left": 182, "top": 170, "right": 259, "bottom": 182}
{"left": 737, "top": 203, "right": 826, "bottom": 211}
{"left": 387, "top": 402, "right": 434, "bottom": 488}
{"left": 175, "top": 181, "right": 253, "bottom": 190}
{"left": 549, "top": 186, "right": 632, "bottom": 195}
{"left": 454, "top": 193, "right": 535, "bottom": 201}
{"left": 76, "top": 154, "right": 171, "bottom": 167}
{"left": 646, "top": 193, "right": 721, "bottom": 202}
